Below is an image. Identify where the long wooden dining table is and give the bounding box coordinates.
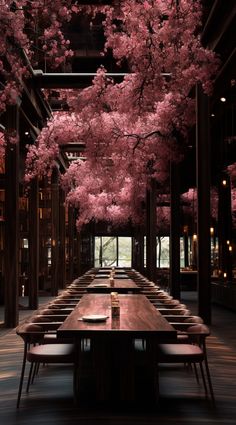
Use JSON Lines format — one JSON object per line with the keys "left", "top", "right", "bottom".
{"left": 86, "top": 278, "right": 141, "bottom": 293}
{"left": 57, "top": 293, "right": 177, "bottom": 404}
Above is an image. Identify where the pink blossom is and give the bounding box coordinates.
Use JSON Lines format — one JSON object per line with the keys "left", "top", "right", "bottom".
{"left": 23, "top": 0, "right": 219, "bottom": 230}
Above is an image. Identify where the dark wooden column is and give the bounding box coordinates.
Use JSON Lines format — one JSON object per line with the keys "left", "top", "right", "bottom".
{"left": 72, "top": 218, "right": 81, "bottom": 277}
{"left": 146, "top": 179, "right": 156, "bottom": 282}
{"left": 218, "top": 173, "right": 232, "bottom": 282}
{"left": 196, "top": 84, "right": 211, "bottom": 324}
{"left": 4, "top": 105, "right": 19, "bottom": 327}
{"left": 76, "top": 231, "right": 81, "bottom": 276}
{"left": 59, "top": 188, "right": 66, "bottom": 288}
{"left": 51, "top": 167, "right": 60, "bottom": 296}
{"left": 132, "top": 226, "right": 144, "bottom": 273}
{"left": 170, "top": 162, "right": 181, "bottom": 299}
{"left": 183, "top": 228, "right": 189, "bottom": 268}
{"left": 28, "top": 178, "right": 39, "bottom": 309}
{"left": 68, "top": 206, "right": 75, "bottom": 281}
{"left": 131, "top": 238, "right": 136, "bottom": 269}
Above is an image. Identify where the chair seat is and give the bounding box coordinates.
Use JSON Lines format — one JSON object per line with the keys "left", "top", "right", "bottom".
{"left": 27, "top": 343, "right": 74, "bottom": 363}
{"left": 158, "top": 343, "right": 204, "bottom": 363}
{"left": 43, "top": 334, "right": 74, "bottom": 344}
{"left": 177, "top": 333, "right": 189, "bottom": 342}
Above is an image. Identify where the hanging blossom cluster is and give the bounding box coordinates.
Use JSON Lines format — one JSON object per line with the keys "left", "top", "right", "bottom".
{"left": 181, "top": 188, "right": 197, "bottom": 222}
{"left": 0, "top": 130, "right": 5, "bottom": 158}
{"left": 181, "top": 186, "right": 218, "bottom": 227}
{"left": 156, "top": 205, "right": 170, "bottom": 234}
{"left": 25, "top": 0, "right": 219, "bottom": 229}
{"left": 25, "top": 112, "right": 84, "bottom": 182}
{"left": 0, "top": 0, "right": 80, "bottom": 116}
{"left": 61, "top": 159, "right": 146, "bottom": 230}
{"left": 227, "top": 163, "right": 236, "bottom": 185}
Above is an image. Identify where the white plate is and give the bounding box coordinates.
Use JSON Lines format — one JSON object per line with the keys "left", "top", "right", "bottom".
{"left": 81, "top": 314, "right": 108, "bottom": 322}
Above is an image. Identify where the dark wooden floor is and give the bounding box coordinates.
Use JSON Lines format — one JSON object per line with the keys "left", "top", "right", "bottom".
{"left": 0, "top": 292, "right": 236, "bottom": 425}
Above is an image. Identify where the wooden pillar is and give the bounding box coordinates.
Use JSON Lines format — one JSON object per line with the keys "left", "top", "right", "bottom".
{"left": 146, "top": 179, "right": 156, "bottom": 282}
{"left": 51, "top": 167, "right": 60, "bottom": 296}
{"left": 196, "top": 84, "right": 211, "bottom": 324}
{"left": 80, "top": 224, "right": 94, "bottom": 274}
{"left": 68, "top": 206, "right": 75, "bottom": 281}
{"left": 72, "top": 222, "right": 81, "bottom": 277}
{"left": 218, "top": 174, "right": 232, "bottom": 282}
{"left": 170, "top": 162, "right": 181, "bottom": 299}
{"left": 28, "top": 178, "right": 39, "bottom": 309}
{"left": 183, "top": 229, "right": 189, "bottom": 268}
{"left": 132, "top": 227, "right": 144, "bottom": 273}
{"left": 89, "top": 224, "right": 95, "bottom": 268}
{"left": 76, "top": 231, "right": 81, "bottom": 276}
{"left": 59, "top": 188, "right": 66, "bottom": 288}
{"left": 4, "top": 105, "right": 19, "bottom": 327}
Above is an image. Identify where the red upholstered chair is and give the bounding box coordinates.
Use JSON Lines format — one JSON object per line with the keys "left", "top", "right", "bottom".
{"left": 157, "top": 324, "right": 214, "bottom": 401}
{"left": 16, "top": 323, "right": 75, "bottom": 407}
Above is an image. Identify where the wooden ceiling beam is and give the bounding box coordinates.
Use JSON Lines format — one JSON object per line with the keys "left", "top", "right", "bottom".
{"left": 61, "top": 143, "right": 86, "bottom": 152}
{"left": 211, "top": 47, "right": 236, "bottom": 106}
{"left": 33, "top": 72, "right": 127, "bottom": 89}
{"left": 201, "top": 0, "right": 236, "bottom": 50}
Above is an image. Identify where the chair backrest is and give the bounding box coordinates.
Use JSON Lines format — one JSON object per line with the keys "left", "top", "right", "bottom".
{"left": 183, "top": 315, "right": 204, "bottom": 324}
{"left": 162, "top": 299, "right": 179, "bottom": 306}
{"left": 39, "top": 308, "right": 61, "bottom": 315}
{"left": 16, "top": 323, "right": 45, "bottom": 344}
{"left": 185, "top": 324, "right": 210, "bottom": 346}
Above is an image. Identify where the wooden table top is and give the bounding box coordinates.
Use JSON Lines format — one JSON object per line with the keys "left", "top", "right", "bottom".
{"left": 57, "top": 294, "right": 176, "bottom": 340}
{"left": 97, "top": 268, "right": 126, "bottom": 274}
{"left": 87, "top": 278, "right": 140, "bottom": 293}
{"left": 94, "top": 274, "right": 129, "bottom": 279}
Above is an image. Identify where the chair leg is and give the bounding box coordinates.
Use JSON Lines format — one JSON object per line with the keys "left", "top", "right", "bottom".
{"left": 193, "top": 362, "right": 200, "bottom": 384}
{"left": 17, "top": 343, "right": 27, "bottom": 408}
{"left": 204, "top": 357, "right": 215, "bottom": 402}
{"left": 199, "top": 362, "right": 208, "bottom": 396}
{"left": 26, "top": 362, "right": 34, "bottom": 393}
{"left": 203, "top": 342, "right": 215, "bottom": 402}
{"left": 31, "top": 362, "right": 39, "bottom": 385}
{"left": 35, "top": 362, "right": 40, "bottom": 376}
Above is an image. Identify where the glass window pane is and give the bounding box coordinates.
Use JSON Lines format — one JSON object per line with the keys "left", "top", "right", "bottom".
{"left": 94, "top": 237, "right": 101, "bottom": 267}
{"left": 180, "top": 237, "right": 185, "bottom": 268}
{"left": 101, "top": 236, "right": 117, "bottom": 267}
{"left": 156, "top": 237, "right": 169, "bottom": 267}
{"left": 144, "top": 236, "right": 146, "bottom": 268}
{"left": 118, "top": 237, "right": 131, "bottom": 267}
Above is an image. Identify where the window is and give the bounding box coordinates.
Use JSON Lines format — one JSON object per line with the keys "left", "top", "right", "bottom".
{"left": 94, "top": 236, "right": 132, "bottom": 267}
{"left": 157, "top": 237, "right": 170, "bottom": 267}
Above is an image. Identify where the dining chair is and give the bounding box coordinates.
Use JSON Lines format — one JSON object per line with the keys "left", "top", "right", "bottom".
{"left": 158, "top": 308, "right": 192, "bottom": 316}
{"left": 16, "top": 323, "right": 75, "bottom": 407}
{"left": 157, "top": 324, "right": 214, "bottom": 401}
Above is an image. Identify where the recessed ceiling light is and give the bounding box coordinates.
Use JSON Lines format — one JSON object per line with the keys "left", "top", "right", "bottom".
{"left": 220, "top": 97, "right": 226, "bottom": 102}
{"left": 211, "top": 113, "right": 215, "bottom": 117}
{"left": 24, "top": 131, "right": 29, "bottom": 135}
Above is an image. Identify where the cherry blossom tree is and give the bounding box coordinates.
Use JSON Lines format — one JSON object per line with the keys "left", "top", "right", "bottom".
{"left": 181, "top": 186, "right": 218, "bottom": 229}
{"left": 0, "top": 129, "right": 5, "bottom": 158}
{"left": 227, "top": 163, "right": 236, "bottom": 185}
{"left": 0, "top": 0, "right": 79, "bottom": 116}
{"left": 24, "top": 0, "right": 219, "bottom": 229}
{"left": 25, "top": 111, "right": 84, "bottom": 182}
{"left": 61, "top": 158, "right": 146, "bottom": 230}
{"left": 181, "top": 188, "right": 197, "bottom": 227}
